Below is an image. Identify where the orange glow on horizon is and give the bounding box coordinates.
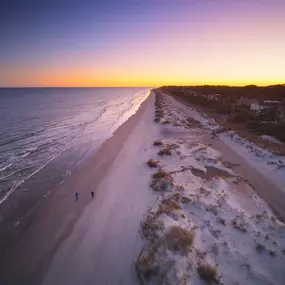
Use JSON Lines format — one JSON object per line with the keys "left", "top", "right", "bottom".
{"left": 1, "top": 1, "right": 285, "bottom": 88}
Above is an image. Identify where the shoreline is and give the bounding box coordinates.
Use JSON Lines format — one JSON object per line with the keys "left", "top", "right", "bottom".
{"left": 1, "top": 88, "right": 285, "bottom": 284}
{"left": 0, "top": 88, "right": 150, "bottom": 247}
{"left": 0, "top": 91, "right": 153, "bottom": 285}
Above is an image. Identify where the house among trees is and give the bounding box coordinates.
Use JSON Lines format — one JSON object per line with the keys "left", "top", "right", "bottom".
{"left": 206, "top": 94, "right": 222, "bottom": 101}
{"left": 237, "top": 96, "right": 258, "bottom": 107}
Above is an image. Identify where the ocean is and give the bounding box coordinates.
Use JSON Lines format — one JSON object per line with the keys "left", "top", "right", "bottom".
{"left": 0, "top": 87, "right": 150, "bottom": 228}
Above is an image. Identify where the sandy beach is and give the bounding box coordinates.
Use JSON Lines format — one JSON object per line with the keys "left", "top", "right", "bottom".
{"left": 0, "top": 92, "right": 156, "bottom": 285}
{"left": 1, "top": 90, "right": 285, "bottom": 285}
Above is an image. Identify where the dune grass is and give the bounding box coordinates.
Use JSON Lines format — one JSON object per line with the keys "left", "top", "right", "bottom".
{"left": 157, "top": 198, "right": 181, "bottom": 216}
{"left": 158, "top": 147, "right": 172, "bottom": 156}
{"left": 153, "top": 140, "right": 163, "bottom": 146}
{"left": 147, "top": 159, "right": 159, "bottom": 168}
{"left": 152, "top": 170, "right": 169, "bottom": 179}
{"left": 197, "top": 263, "right": 218, "bottom": 284}
{"left": 165, "top": 225, "right": 195, "bottom": 253}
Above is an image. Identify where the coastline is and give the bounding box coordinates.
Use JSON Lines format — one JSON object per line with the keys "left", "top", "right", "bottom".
{"left": 1, "top": 88, "right": 285, "bottom": 285}
{"left": 0, "top": 91, "right": 153, "bottom": 285}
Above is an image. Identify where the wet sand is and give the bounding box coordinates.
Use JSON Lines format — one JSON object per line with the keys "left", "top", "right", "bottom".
{"left": 0, "top": 94, "right": 153, "bottom": 285}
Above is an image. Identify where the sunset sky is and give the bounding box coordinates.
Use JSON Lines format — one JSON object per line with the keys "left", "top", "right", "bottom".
{"left": 1, "top": 0, "right": 285, "bottom": 87}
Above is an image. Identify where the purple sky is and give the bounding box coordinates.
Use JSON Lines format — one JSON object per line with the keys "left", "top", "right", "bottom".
{"left": 1, "top": 0, "right": 285, "bottom": 86}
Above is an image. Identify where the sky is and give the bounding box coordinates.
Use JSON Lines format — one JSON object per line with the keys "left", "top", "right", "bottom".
{"left": 0, "top": 0, "right": 285, "bottom": 87}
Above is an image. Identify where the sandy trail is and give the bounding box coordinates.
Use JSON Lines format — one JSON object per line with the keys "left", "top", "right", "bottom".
{"left": 41, "top": 94, "right": 157, "bottom": 285}
{"left": 169, "top": 95, "right": 285, "bottom": 222}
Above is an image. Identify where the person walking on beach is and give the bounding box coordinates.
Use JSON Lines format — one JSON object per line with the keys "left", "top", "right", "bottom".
{"left": 91, "top": 191, "right": 94, "bottom": 198}
{"left": 75, "top": 192, "right": 79, "bottom": 201}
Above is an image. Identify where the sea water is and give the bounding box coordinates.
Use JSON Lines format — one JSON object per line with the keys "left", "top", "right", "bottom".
{"left": 0, "top": 87, "right": 149, "bottom": 224}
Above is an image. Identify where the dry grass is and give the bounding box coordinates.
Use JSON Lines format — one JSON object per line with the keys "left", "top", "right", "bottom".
{"left": 157, "top": 198, "right": 181, "bottom": 216}
{"left": 158, "top": 147, "right": 172, "bottom": 156}
{"left": 154, "top": 93, "right": 165, "bottom": 124}
{"left": 136, "top": 243, "right": 160, "bottom": 282}
{"left": 152, "top": 170, "right": 170, "bottom": 179}
{"left": 147, "top": 159, "right": 159, "bottom": 168}
{"left": 151, "top": 171, "right": 174, "bottom": 192}
{"left": 165, "top": 225, "right": 195, "bottom": 253}
{"left": 153, "top": 140, "right": 163, "bottom": 146}
{"left": 141, "top": 215, "right": 161, "bottom": 241}
{"left": 197, "top": 263, "right": 218, "bottom": 284}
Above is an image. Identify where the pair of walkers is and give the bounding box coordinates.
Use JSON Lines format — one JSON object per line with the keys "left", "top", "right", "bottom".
{"left": 75, "top": 191, "right": 94, "bottom": 201}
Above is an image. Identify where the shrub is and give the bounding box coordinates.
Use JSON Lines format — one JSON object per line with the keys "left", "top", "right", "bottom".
{"left": 158, "top": 147, "right": 172, "bottom": 156}
{"left": 135, "top": 243, "right": 159, "bottom": 282}
{"left": 165, "top": 226, "right": 195, "bottom": 253}
{"left": 153, "top": 140, "right": 163, "bottom": 146}
{"left": 147, "top": 159, "right": 158, "bottom": 168}
{"left": 152, "top": 170, "right": 169, "bottom": 179}
{"left": 157, "top": 198, "right": 181, "bottom": 216}
{"left": 197, "top": 263, "right": 218, "bottom": 283}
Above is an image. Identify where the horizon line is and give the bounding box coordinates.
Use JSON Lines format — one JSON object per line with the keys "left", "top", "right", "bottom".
{"left": 0, "top": 83, "right": 284, "bottom": 89}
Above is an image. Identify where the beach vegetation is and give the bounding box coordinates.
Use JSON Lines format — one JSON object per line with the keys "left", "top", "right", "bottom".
{"left": 197, "top": 263, "right": 218, "bottom": 284}
{"left": 152, "top": 170, "right": 169, "bottom": 179}
{"left": 158, "top": 147, "right": 172, "bottom": 156}
{"left": 165, "top": 225, "right": 195, "bottom": 253}
{"left": 135, "top": 243, "right": 159, "bottom": 282}
{"left": 147, "top": 159, "right": 159, "bottom": 168}
{"left": 157, "top": 198, "right": 181, "bottom": 216}
{"left": 153, "top": 140, "right": 163, "bottom": 146}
